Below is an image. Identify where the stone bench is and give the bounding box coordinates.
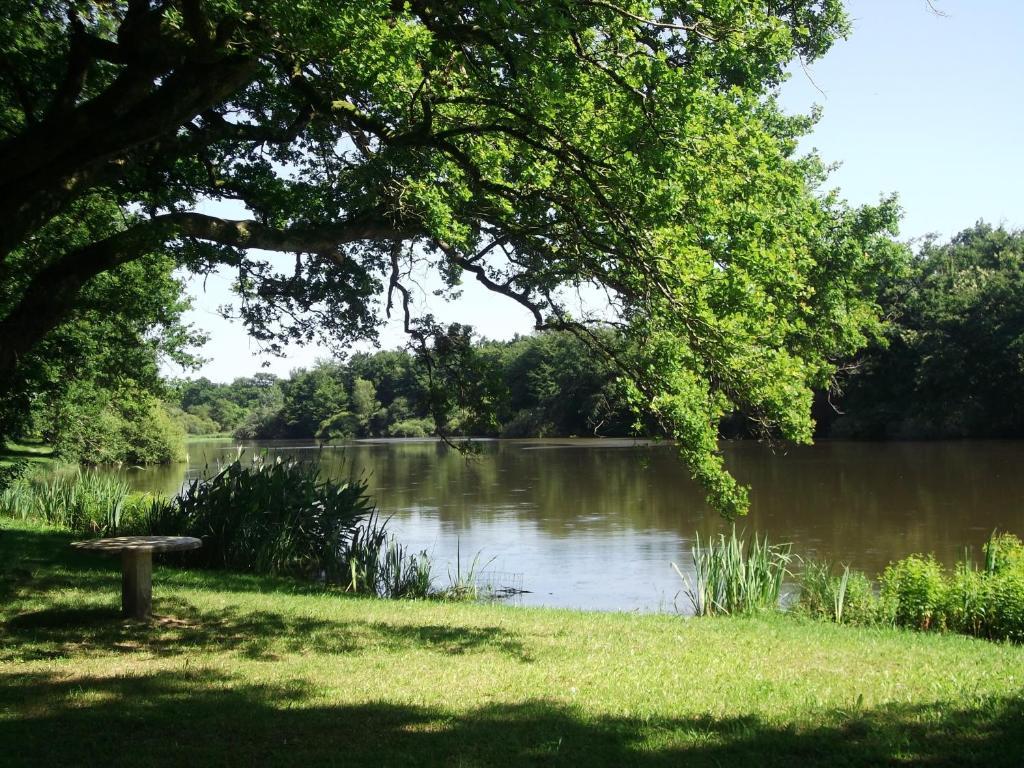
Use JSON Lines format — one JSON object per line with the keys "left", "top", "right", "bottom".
{"left": 71, "top": 536, "right": 202, "bottom": 619}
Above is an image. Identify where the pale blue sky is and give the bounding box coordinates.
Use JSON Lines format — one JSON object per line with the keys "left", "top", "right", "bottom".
{"left": 168, "top": 0, "right": 1024, "bottom": 382}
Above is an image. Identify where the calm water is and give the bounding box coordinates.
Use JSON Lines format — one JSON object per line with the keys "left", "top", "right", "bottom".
{"left": 111, "top": 438, "right": 1024, "bottom": 612}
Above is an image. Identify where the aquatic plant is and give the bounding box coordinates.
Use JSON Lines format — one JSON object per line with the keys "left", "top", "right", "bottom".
{"left": 0, "top": 469, "right": 131, "bottom": 535}
{"left": 440, "top": 540, "right": 497, "bottom": 602}
{"left": 796, "top": 560, "right": 879, "bottom": 626}
{"left": 147, "top": 456, "right": 374, "bottom": 580}
{"left": 342, "top": 509, "right": 434, "bottom": 599}
{"left": 673, "top": 527, "right": 792, "bottom": 616}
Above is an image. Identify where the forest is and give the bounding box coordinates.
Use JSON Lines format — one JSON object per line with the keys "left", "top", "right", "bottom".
{"left": 5, "top": 222, "right": 1022, "bottom": 464}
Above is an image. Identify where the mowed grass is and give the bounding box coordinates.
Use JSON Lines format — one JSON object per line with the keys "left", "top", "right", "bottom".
{"left": 0, "top": 440, "right": 57, "bottom": 467}
{"left": 2, "top": 519, "right": 1023, "bottom": 767}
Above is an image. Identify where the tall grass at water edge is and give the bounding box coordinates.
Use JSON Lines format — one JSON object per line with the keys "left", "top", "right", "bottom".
{"left": 342, "top": 508, "right": 434, "bottom": 599}
{"left": 0, "top": 468, "right": 141, "bottom": 535}
{"left": 673, "top": 527, "right": 792, "bottom": 616}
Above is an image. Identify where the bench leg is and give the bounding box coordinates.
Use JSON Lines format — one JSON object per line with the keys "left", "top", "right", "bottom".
{"left": 121, "top": 550, "right": 153, "bottom": 619}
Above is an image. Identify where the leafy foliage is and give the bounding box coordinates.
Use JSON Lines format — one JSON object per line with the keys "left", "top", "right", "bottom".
{"left": 829, "top": 224, "right": 1024, "bottom": 438}
{"left": 47, "top": 382, "right": 185, "bottom": 465}
{"left": 0, "top": 0, "right": 900, "bottom": 515}
{"left": 146, "top": 455, "right": 375, "bottom": 580}
{"left": 798, "top": 533, "right": 1024, "bottom": 643}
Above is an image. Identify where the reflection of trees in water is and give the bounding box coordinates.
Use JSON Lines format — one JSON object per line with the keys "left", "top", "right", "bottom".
{"left": 115, "top": 439, "right": 1024, "bottom": 576}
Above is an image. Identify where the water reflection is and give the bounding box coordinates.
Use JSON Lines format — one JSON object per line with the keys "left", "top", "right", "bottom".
{"left": 112, "top": 438, "right": 1024, "bottom": 611}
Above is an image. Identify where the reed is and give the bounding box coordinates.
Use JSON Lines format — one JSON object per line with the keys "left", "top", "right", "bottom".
{"left": 674, "top": 526, "right": 792, "bottom": 616}
{"left": 0, "top": 469, "right": 130, "bottom": 535}
{"left": 440, "top": 540, "right": 498, "bottom": 602}
{"left": 147, "top": 455, "right": 375, "bottom": 580}
{"left": 342, "top": 509, "right": 434, "bottom": 599}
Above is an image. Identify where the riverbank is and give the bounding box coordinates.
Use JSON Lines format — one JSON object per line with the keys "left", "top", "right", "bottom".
{"left": 2, "top": 518, "right": 1023, "bottom": 767}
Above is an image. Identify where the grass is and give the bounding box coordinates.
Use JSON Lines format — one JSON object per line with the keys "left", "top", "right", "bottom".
{"left": 185, "top": 433, "right": 235, "bottom": 443}
{"left": 2, "top": 518, "right": 1024, "bottom": 767}
{"left": 673, "top": 527, "right": 791, "bottom": 616}
{"left": 0, "top": 439, "right": 58, "bottom": 467}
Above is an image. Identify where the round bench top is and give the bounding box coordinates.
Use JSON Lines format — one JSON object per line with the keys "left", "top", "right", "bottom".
{"left": 71, "top": 535, "right": 202, "bottom": 555}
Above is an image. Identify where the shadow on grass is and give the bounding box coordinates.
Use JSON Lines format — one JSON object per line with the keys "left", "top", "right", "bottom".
{"left": 0, "top": 441, "right": 54, "bottom": 463}
{"left": 2, "top": 526, "right": 532, "bottom": 663}
{"left": 0, "top": 521, "right": 384, "bottom": 599}
{"left": 1, "top": 668, "right": 1022, "bottom": 767}
{"left": 2, "top": 600, "right": 533, "bottom": 662}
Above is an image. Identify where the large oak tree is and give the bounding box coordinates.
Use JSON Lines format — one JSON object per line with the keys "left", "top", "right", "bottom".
{"left": 0, "top": 0, "right": 902, "bottom": 514}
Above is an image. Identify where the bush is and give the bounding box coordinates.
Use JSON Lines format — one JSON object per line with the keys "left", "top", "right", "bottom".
{"left": 233, "top": 407, "right": 286, "bottom": 439}
{"left": 50, "top": 384, "right": 185, "bottom": 465}
{"left": 499, "top": 408, "right": 552, "bottom": 438}
{"left": 945, "top": 563, "right": 989, "bottom": 636}
{"left": 875, "top": 535, "right": 1024, "bottom": 641}
{"left": 797, "top": 561, "right": 881, "bottom": 626}
{"left": 880, "top": 555, "right": 947, "bottom": 630}
{"left": 386, "top": 418, "right": 434, "bottom": 438}
{"left": 985, "top": 568, "right": 1024, "bottom": 642}
{"left": 984, "top": 532, "right": 1024, "bottom": 574}
{"left": 169, "top": 406, "right": 220, "bottom": 435}
{"left": 146, "top": 456, "right": 375, "bottom": 580}
{"left": 120, "top": 397, "right": 186, "bottom": 464}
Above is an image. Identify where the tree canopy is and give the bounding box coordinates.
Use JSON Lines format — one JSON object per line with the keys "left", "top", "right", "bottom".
{"left": 827, "top": 223, "right": 1024, "bottom": 439}
{"left": 0, "top": 0, "right": 903, "bottom": 514}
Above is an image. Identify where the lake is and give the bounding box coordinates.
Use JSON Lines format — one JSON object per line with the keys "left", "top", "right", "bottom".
{"left": 111, "top": 438, "right": 1024, "bottom": 612}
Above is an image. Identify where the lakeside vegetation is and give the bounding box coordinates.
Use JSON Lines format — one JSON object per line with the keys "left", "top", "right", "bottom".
{"left": 166, "top": 224, "right": 1024, "bottom": 447}
{"left": 5, "top": 460, "right": 1024, "bottom": 645}
{"left": 3, "top": 517, "right": 1024, "bottom": 767}
{"left": 3, "top": 2, "right": 1023, "bottom": 764}
{"left": 4, "top": 223, "right": 1023, "bottom": 474}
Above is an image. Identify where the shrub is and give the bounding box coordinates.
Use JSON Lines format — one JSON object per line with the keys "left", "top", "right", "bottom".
{"left": 880, "top": 555, "right": 948, "bottom": 630}
{"left": 50, "top": 385, "right": 185, "bottom": 465}
{"left": 387, "top": 418, "right": 434, "bottom": 438}
{"left": 797, "top": 560, "right": 881, "bottom": 626}
{"left": 120, "top": 397, "right": 186, "bottom": 464}
{"left": 0, "top": 460, "right": 30, "bottom": 493}
{"left": 945, "top": 562, "right": 990, "bottom": 636}
{"left": 146, "top": 456, "right": 374, "bottom": 580}
{"left": 233, "top": 407, "right": 286, "bottom": 439}
{"left": 984, "top": 532, "right": 1024, "bottom": 575}
{"left": 985, "top": 568, "right": 1024, "bottom": 642}
{"left": 499, "top": 408, "right": 551, "bottom": 438}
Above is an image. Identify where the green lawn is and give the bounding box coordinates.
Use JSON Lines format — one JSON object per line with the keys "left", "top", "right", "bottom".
{"left": 185, "top": 433, "right": 236, "bottom": 442}
{"left": 0, "top": 440, "right": 57, "bottom": 468}
{"left": 2, "top": 518, "right": 1023, "bottom": 767}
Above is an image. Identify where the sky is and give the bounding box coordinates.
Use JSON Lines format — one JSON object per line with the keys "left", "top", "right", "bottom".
{"left": 167, "top": 0, "right": 1024, "bottom": 383}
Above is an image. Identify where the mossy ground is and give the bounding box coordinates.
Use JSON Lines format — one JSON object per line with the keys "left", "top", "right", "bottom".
{"left": 2, "top": 518, "right": 1023, "bottom": 767}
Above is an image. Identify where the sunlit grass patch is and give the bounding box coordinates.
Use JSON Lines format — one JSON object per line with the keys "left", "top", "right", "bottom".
{"left": 2, "top": 518, "right": 1024, "bottom": 767}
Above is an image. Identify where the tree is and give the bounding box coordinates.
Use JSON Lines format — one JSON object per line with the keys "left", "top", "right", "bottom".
{"left": 831, "top": 223, "right": 1024, "bottom": 438}
{"left": 278, "top": 363, "right": 349, "bottom": 439}
{"left": 0, "top": 213, "right": 203, "bottom": 461}
{"left": 0, "top": 0, "right": 902, "bottom": 514}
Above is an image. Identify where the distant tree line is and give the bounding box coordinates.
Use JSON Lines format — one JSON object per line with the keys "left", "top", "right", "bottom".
{"left": 6, "top": 222, "right": 1023, "bottom": 463}
{"left": 170, "top": 223, "right": 1024, "bottom": 444}
{"left": 168, "top": 330, "right": 638, "bottom": 441}
{"left": 821, "top": 222, "right": 1024, "bottom": 439}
